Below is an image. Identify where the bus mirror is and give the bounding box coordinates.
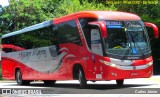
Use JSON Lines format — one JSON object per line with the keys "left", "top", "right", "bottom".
{"left": 88, "top": 21, "right": 107, "bottom": 38}
{"left": 144, "top": 22, "right": 159, "bottom": 38}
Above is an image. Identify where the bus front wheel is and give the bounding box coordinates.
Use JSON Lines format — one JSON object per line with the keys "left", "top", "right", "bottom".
{"left": 116, "top": 79, "right": 124, "bottom": 86}
{"left": 16, "top": 70, "right": 30, "bottom": 85}
{"left": 78, "top": 68, "right": 87, "bottom": 88}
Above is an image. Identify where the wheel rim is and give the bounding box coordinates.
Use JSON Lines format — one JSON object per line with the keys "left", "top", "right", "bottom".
{"left": 78, "top": 70, "right": 82, "bottom": 83}
{"left": 16, "top": 71, "right": 22, "bottom": 84}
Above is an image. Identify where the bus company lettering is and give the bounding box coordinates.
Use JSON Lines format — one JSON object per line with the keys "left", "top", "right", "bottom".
{"left": 18, "top": 48, "right": 47, "bottom": 60}
{"left": 128, "top": 24, "right": 141, "bottom": 28}
{"left": 32, "top": 48, "right": 47, "bottom": 58}
{"left": 106, "top": 21, "right": 121, "bottom": 25}
{"left": 126, "top": 22, "right": 141, "bottom": 28}
{"left": 19, "top": 51, "right": 31, "bottom": 60}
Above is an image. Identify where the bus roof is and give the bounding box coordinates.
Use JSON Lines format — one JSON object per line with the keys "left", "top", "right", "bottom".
{"left": 54, "top": 11, "right": 141, "bottom": 24}
{"left": 2, "top": 11, "right": 141, "bottom": 38}
{"left": 2, "top": 20, "right": 52, "bottom": 38}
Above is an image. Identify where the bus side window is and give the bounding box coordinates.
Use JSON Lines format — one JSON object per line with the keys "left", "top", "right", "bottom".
{"left": 63, "top": 20, "right": 82, "bottom": 45}
{"left": 23, "top": 32, "right": 34, "bottom": 49}
{"left": 39, "top": 28, "right": 47, "bottom": 47}
{"left": 2, "top": 38, "right": 9, "bottom": 53}
{"left": 51, "top": 25, "right": 59, "bottom": 45}
{"left": 2, "top": 36, "right": 15, "bottom": 53}
{"left": 79, "top": 18, "right": 97, "bottom": 49}
{"left": 57, "top": 23, "right": 66, "bottom": 44}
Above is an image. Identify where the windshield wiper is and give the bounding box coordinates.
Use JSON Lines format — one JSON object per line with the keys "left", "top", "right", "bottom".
{"left": 130, "top": 33, "right": 145, "bottom": 58}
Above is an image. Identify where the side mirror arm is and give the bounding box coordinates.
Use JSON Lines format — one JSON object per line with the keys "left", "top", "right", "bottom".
{"left": 144, "top": 22, "right": 159, "bottom": 38}
{"left": 88, "top": 21, "right": 107, "bottom": 38}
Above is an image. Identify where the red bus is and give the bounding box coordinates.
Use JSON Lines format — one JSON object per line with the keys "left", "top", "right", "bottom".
{"left": 1, "top": 11, "right": 159, "bottom": 88}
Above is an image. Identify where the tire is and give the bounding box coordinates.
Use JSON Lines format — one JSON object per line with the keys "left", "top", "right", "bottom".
{"left": 78, "top": 68, "right": 87, "bottom": 88}
{"left": 116, "top": 79, "right": 124, "bottom": 86}
{"left": 43, "top": 80, "right": 56, "bottom": 86}
{"left": 16, "top": 70, "right": 30, "bottom": 85}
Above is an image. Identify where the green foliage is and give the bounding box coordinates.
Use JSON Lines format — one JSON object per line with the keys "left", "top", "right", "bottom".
{"left": 9, "top": 0, "right": 47, "bottom": 30}
{"left": 53, "top": 0, "right": 116, "bottom": 17}
{"left": 0, "top": 0, "right": 116, "bottom": 34}
{"left": 115, "top": 4, "right": 160, "bottom": 25}
{"left": 0, "top": 0, "right": 159, "bottom": 36}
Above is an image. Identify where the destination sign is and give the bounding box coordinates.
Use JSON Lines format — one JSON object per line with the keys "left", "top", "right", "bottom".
{"left": 106, "top": 21, "right": 122, "bottom": 25}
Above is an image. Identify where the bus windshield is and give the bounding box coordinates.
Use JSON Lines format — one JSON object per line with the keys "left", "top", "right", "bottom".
{"left": 104, "top": 20, "right": 151, "bottom": 59}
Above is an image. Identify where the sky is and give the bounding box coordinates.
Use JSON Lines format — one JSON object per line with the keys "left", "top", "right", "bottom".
{"left": 0, "top": 0, "right": 9, "bottom": 7}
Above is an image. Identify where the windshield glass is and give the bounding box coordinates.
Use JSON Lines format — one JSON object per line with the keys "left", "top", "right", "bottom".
{"left": 104, "top": 21, "right": 151, "bottom": 59}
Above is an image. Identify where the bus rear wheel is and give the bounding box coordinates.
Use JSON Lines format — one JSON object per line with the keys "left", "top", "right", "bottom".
{"left": 16, "top": 70, "right": 30, "bottom": 85}
{"left": 78, "top": 68, "right": 87, "bottom": 88}
{"left": 116, "top": 79, "right": 124, "bottom": 86}
{"left": 43, "top": 80, "right": 56, "bottom": 86}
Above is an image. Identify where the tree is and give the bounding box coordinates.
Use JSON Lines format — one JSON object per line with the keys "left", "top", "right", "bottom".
{"left": 0, "top": 0, "right": 116, "bottom": 34}
{"left": 53, "top": 0, "right": 116, "bottom": 17}
{"left": 0, "top": 4, "right": 6, "bottom": 36}
{"left": 115, "top": 4, "right": 160, "bottom": 25}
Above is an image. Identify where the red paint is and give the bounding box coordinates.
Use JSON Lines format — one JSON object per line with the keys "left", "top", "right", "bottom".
{"left": 88, "top": 21, "right": 107, "bottom": 38}
{"left": 132, "top": 56, "right": 152, "bottom": 66}
{"left": 1, "top": 44, "right": 25, "bottom": 51}
{"left": 144, "top": 22, "right": 159, "bottom": 38}
{"left": 53, "top": 11, "right": 141, "bottom": 24}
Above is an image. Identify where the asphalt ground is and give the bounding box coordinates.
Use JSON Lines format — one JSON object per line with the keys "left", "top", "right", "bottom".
{"left": 0, "top": 76, "right": 159, "bottom": 97}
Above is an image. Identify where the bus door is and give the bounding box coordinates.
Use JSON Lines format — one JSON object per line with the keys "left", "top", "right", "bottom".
{"left": 89, "top": 28, "right": 104, "bottom": 79}
{"left": 91, "top": 29, "right": 103, "bottom": 56}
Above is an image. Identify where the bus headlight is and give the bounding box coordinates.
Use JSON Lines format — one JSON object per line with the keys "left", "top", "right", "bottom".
{"left": 100, "top": 60, "right": 117, "bottom": 67}
{"left": 146, "top": 61, "right": 153, "bottom": 66}
{"left": 110, "top": 63, "right": 117, "bottom": 67}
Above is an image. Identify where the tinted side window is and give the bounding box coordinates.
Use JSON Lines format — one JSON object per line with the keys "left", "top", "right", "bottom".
{"left": 51, "top": 25, "right": 59, "bottom": 45}
{"left": 79, "top": 18, "right": 97, "bottom": 48}
{"left": 2, "top": 25, "right": 59, "bottom": 53}
{"left": 19, "top": 25, "right": 59, "bottom": 49}
{"left": 2, "top": 36, "right": 16, "bottom": 53}
{"left": 56, "top": 23, "right": 66, "bottom": 44}
{"left": 63, "top": 20, "right": 82, "bottom": 45}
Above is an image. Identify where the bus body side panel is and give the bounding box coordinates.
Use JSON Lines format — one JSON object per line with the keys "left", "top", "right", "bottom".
{"left": 1, "top": 42, "right": 86, "bottom": 81}
{"left": 83, "top": 53, "right": 108, "bottom": 81}
{"left": 82, "top": 52, "right": 93, "bottom": 80}
{"left": 1, "top": 57, "right": 14, "bottom": 80}
{"left": 50, "top": 19, "right": 92, "bottom": 81}
{"left": 32, "top": 43, "right": 86, "bottom": 80}
{"left": 55, "top": 43, "right": 86, "bottom": 80}
{"left": 1, "top": 56, "right": 36, "bottom": 80}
